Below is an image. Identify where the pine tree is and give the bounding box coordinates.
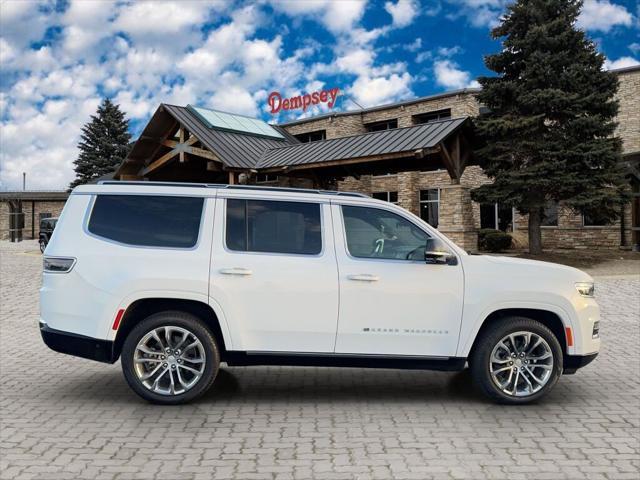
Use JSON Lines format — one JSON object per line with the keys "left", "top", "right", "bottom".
{"left": 471, "top": 0, "right": 628, "bottom": 254}
{"left": 70, "top": 99, "right": 131, "bottom": 189}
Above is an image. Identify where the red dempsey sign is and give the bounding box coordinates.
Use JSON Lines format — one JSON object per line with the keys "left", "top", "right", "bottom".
{"left": 268, "top": 87, "right": 340, "bottom": 114}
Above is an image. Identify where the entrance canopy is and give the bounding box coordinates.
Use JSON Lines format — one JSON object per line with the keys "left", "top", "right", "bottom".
{"left": 116, "top": 103, "right": 475, "bottom": 184}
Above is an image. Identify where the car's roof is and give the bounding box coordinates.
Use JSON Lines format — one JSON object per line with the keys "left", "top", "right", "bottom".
{"left": 73, "top": 181, "right": 379, "bottom": 204}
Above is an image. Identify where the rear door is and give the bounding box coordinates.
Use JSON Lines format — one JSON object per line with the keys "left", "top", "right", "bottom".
{"left": 210, "top": 193, "right": 339, "bottom": 353}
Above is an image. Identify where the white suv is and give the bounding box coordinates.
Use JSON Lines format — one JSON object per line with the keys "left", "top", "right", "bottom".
{"left": 40, "top": 182, "right": 600, "bottom": 404}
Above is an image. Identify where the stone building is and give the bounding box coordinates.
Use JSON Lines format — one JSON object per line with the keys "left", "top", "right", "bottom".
{"left": 0, "top": 191, "right": 68, "bottom": 241}
{"left": 113, "top": 65, "right": 639, "bottom": 251}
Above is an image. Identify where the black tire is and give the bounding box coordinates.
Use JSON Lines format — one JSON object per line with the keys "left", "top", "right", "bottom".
{"left": 470, "top": 317, "right": 563, "bottom": 404}
{"left": 121, "top": 311, "right": 220, "bottom": 404}
{"left": 39, "top": 240, "right": 46, "bottom": 253}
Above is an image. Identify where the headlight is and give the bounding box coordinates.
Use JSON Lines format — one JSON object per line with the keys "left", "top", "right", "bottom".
{"left": 575, "top": 281, "right": 594, "bottom": 297}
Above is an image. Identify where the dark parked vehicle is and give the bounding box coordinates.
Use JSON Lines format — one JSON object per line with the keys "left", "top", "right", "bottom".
{"left": 39, "top": 217, "right": 58, "bottom": 253}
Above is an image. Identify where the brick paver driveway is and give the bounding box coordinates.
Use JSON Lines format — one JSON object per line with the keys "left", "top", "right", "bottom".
{"left": 1, "top": 240, "right": 639, "bottom": 480}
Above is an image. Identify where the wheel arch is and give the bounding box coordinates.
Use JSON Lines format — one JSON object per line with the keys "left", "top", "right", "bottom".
{"left": 466, "top": 308, "right": 568, "bottom": 362}
{"left": 113, "top": 298, "right": 229, "bottom": 361}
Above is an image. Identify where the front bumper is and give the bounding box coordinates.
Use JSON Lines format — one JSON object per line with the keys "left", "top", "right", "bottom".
{"left": 40, "top": 322, "right": 116, "bottom": 364}
{"left": 563, "top": 352, "right": 598, "bottom": 374}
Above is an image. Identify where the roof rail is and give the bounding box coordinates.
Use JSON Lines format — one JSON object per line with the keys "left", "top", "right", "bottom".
{"left": 221, "top": 185, "right": 368, "bottom": 198}
{"left": 96, "top": 180, "right": 368, "bottom": 198}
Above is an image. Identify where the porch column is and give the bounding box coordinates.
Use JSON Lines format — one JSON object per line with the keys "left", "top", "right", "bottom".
{"left": 438, "top": 184, "right": 478, "bottom": 252}
{"left": 397, "top": 171, "right": 419, "bottom": 215}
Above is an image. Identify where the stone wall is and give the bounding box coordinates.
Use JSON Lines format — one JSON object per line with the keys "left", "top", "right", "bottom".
{"left": 513, "top": 202, "right": 632, "bottom": 250}
{"left": 616, "top": 67, "right": 640, "bottom": 155}
{"left": 0, "top": 200, "right": 66, "bottom": 240}
{"left": 283, "top": 90, "right": 481, "bottom": 140}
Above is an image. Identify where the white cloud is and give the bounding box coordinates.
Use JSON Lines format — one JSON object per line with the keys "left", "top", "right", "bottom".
{"left": 384, "top": 0, "right": 420, "bottom": 28}
{"left": 269, "top": 0, "right": 367, "bottom": 34}
{"left": 433, "top": 59, "right": 479, "bottom": 89}
{"left": 350, "top": 72, "right": 413, "bottom": 106}
{"left": 630, "top": 43, "right": 640, "bottom": 55}
{"left": 577, "top": 0, "right": 633, "bottom": 33}
{"left": 444, "top": 0, "right": 508, "bottom": 28}
{"left": 603, "top": 56, "right": 640, "bottom": 70}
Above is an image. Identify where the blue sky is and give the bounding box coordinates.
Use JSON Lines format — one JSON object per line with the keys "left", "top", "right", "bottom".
{"left": 1, "top": 0, "right": 638, "bottom": 190}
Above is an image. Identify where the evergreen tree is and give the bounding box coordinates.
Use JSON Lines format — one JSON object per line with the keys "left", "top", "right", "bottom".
{"left": 472, "top": 0, "right": 628, "bottom": 254}
{"left": 70, "top": 99, "right": 131, "bottom": 189}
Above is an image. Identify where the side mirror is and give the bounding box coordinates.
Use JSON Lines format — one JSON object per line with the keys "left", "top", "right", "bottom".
{"left": 425, "top": 238, "right": 457, "bottom": 265}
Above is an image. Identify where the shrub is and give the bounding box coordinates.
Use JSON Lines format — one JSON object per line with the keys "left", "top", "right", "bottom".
{"left": 478, "top": 228, "right": 500, "bottom": 250}
{"left": 484, "top": 231, "right": 513, "bottom": 252}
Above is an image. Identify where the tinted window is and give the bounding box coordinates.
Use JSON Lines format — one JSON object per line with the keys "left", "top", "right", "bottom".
{"left": 342, "top": 206, "right": 430, "bottom": 261}
{"left": 88, "top": 195, "right": 203, "bottom": 248}
{"left": 226, "top": 199, "right": 322, "bottom": 255}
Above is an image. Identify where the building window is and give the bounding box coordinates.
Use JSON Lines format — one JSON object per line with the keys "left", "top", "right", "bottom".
{"left": 480, "top": 203, "right": 513, "bottom": 231}
{"left": 226, "top": 199, "right": 322, "bottom": 255}
{"left": 372, "top": 191, "right": 398, "bottom": 204}
{"left": 419, "top": 189, "right": 439, "bottom": 228}
{"left": 256, "top": 173, "right": 279, "bottom": 183}
{"left": 294, "top": 130, "right": 326, "bottom": 143}
{"left": 541, "top": 201, "right": 559, "bottom": 227}
{"left": 365, "top": 119, "right": 398, "bottom": 132}
{"left": 583, "top": 211, "right": 611, "bottom": 227}
{"left": 39, "top": 212, "right": 52, "bottom": 220}
{"left": 412, "top": 109, "right": 452, "bottom": 125}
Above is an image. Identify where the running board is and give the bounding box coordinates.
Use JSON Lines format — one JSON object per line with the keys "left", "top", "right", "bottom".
{"left": 224, "top": 351, "right": 467, "bottom": 371}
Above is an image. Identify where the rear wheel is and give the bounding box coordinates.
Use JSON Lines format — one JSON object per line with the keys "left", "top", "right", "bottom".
{"left": 470, "top": 317, "right": 563, "bottom": 404}
{"left": 121, "top": 311, "right": 219, "bottom": 404}
{"left": 39, "top": 239, "right": 46, "bottom": 253}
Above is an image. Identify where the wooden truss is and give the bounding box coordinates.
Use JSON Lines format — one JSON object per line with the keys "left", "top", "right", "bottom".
{"left": 142, "top": 126, "right": 221, "bottom": 176}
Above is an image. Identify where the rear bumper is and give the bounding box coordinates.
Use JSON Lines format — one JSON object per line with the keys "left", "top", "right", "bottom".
{"left": 40, "top": 322, "right": 116, "bottom": 364}
{"left": 563, "top": 352, "right": 598, "bottom": 374}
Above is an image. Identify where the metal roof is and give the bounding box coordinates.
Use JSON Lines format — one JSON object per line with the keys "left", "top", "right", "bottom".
{"left": 162, "top": 105, "right": 292, "bottom": 169}
{"left": 278, "top": 88, "right": 480, "bottom": 127}
{"left": 0, "top": 191, "right": 69, "bottom": 201}
{"left": 257, "top": 117, "right": 469, "bottom": 169}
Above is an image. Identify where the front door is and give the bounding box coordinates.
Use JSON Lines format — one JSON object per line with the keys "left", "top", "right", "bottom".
{"left": 331, "top": 203, "right": 464, "bottom": 357}
{"left": 210, "top": 194, "right": 339, "bottom": 353}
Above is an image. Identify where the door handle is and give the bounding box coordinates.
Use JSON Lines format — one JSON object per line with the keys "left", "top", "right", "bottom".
{"left": 347, "top": 274, "right": 380, "bottom": 282}
{"left": 220, "top": 267, "right": 253, "bottom": 276}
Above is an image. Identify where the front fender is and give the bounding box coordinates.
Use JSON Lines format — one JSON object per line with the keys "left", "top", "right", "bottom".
{"left": 456, "top": 300, "right": 576, "bottom": 357}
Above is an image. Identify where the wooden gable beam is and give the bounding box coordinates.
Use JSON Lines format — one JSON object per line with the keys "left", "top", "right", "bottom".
{"left": 142, "top": 148, "right": 180, "bottom": 176}
{"left": 142, "top": 127, "right": 223, "bottom": 176}
{"left": 439, "top": 138, "right": 462, "bottom": 184}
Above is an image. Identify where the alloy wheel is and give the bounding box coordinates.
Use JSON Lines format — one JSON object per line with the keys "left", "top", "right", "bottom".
{"left": 133, "top": 326, "right": 206, "bottom": 396}
{"left": 489, "top": 331, "right": 554, "bottom": 397}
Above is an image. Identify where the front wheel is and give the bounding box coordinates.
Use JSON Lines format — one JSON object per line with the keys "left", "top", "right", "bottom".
{"left": 39, "top": 239, "right": 47, "bottom": 253}
{"left": 121, "top": 311, "right": 220, "bottom": 404}
{"left": 470, "top": 317, "right": 563, "bottom": 404}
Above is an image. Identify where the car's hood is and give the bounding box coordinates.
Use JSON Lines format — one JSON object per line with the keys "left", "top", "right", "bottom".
{"left": 466, "top": 254, "right": 593, "bottom": 282}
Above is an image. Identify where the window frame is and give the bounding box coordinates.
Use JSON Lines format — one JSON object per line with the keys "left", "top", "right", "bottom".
{"left": 293, "top": 130, "right": 326, "bottom": 143}
{"left": 412, "top": 109, "right": 452, "bottom": 125}
{"left": 371, "top": 191, "right": 398, "bottom": 204}
{"left": 83, "top": 193, "right": 206, "bottom": 250}
{"left": 222, "top": 197, "right": 325, "bottom": 257}
{"left": 419, "top": 188, "right": 440, "bottom": 228}
{"left": 364, "top": 118, "right": 398, "bottom": 132}
{"left": 339, "top": 203, "right": 439, "bottom": 264}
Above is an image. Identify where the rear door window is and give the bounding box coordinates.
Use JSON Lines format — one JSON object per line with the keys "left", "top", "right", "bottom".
{"left": 226, "top": 199, "right": 322, "bottom": 255}
{"left": 88, "top": 195, "right": 204, "bottom": 248}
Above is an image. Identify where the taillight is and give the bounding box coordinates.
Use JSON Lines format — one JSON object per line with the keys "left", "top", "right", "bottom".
{"left": 43, "top": 256, "right": 76, "bottom": 273}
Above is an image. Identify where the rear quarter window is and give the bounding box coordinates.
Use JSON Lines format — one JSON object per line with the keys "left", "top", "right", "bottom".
{"left": 88, "top": 195, "right": 204, "bottom": 248}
